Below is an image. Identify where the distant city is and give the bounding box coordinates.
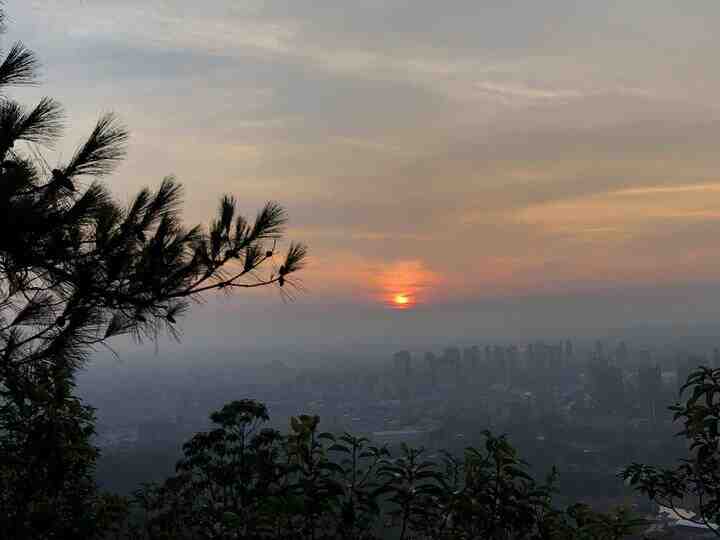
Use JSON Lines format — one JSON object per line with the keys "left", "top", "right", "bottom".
{"left": 79, "top": 337, "right": 717, "bottom": 515}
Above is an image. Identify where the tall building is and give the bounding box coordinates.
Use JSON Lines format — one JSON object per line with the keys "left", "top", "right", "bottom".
{"left": 526, "top": 343, "right": 535, "bottom": 371}
{"left": 393, "top": 350, "right": 412, "bottom": 378}
{"left": 506, "top": 345, "right": 519, "bottom": 382}
{"left": 638, "top": 364, "right": 662, "bottom": 423}
{"left": 594, "top": 340, "right": 605, "bottom": 363}
{"left": 550, "top": 343, "right": 564, "bottom": 372}
{"left": 463, "top": 345, "right": 480, "bottom": 370}
{"left": 443, "top": 347, "right": 462, "bottom": 386}
{"left": 531, "top": 342, "right": 549, "bottom": 372}
{"left": 463, "top": 345, "right": 481, "bottom": 384}
{"left": 615, "top": 341, "right": 629, "bottom": 364}
{"left": 588, "top": 358, "right": 624, "bottom": 414}
{"left": 426, "top": 351, "right": 439, "bottom": 389}
{"left": 390, "top": 350, "right": 413, "bottom": 400}
{"left": 492, "top": 345, "right": 507, "bottom": 385}
{"left": 529, "top": 341, "right": 563, "bottom": 377}
{"left": 443, "top": 347, "right": 461, "bottom": 365}
{"left": 636, "top": 349, "right": 652, "bottom": 365}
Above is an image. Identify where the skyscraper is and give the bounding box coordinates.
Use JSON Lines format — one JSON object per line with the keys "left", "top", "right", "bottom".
{"left": 393, "top": 350, "right": 412, "bottom": 378}
{"left": 426, "top": 351, "right": 438, "bottom": 389}
{"left": 638, "top": 363, "right": 662, "bottom": 423}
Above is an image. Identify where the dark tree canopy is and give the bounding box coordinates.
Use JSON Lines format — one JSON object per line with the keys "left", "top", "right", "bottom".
{"left": 1, "top": 6, "right": 711, "bottom": 540}
{"left": 0, "top": 27, "right": 305, "bottom": 539}
{"left": 624, "top": 366, "right": 720, "bottom": 537}
{"left": 130, "top": 400, "right": 645, "bottom": 540}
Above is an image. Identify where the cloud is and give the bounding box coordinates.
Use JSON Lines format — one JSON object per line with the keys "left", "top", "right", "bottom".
{"left": 26, "top": 0, "right": 297, "bottom": 56}
{"left": 513, "top": 182, "right": 720, "bottom": 237}
{"left": 10, "top": 0, "right": 720, "bottom": 323}
{"left": 18, "top": 0, "right": 667, "bottom": 111}
{"left": 475, "top": 82, "right": 583, "bottom": 103}
{"left": 612, "top": 183, "right": 720, "bottom": 196}
{"left": 373, "top": 259, "right": 443, "bottom": 307}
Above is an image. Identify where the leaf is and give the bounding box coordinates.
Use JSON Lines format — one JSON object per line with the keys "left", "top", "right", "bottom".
{"left": 318, "top": 461, "right": 345, "bottom": 475}
{"left": 218, "top": 195, "right": 236, "bottom": 235}
{"left": 64, "top": 113, "right": 128, "bottom": 178}
{"left": 328, "top": 444, "right": 351, "bottom": 454}
{"left": 0, "top": 42, "right": 40, "bottom": 87}
{"left": 249, "top": 201, "right": 286, "bottom": 241}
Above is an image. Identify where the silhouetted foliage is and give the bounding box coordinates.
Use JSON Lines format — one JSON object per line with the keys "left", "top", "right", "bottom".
{"left": 0, "top": 16, "right": 305, "bottom": 538}
{"left": 127, "top": 401, "right": 644, "bottom": 540}
{"left": 0, "top": 7, "right": 691, "bottom": 540}
{"left": 624, "top": 365, "right": 720, "bottom": 536}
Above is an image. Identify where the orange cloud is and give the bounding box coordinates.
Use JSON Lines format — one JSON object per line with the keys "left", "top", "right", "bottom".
{"left": 514, "top": 182, "right": 720, "bottom": 234}
{"left": 373, "top": 259, "right": 442, "bottom": 309}
{"left": 283, "top": 253, "right": 442, "bottom": 307}
{"left": 611, "top": 182, "right": 720, "bottom": 196}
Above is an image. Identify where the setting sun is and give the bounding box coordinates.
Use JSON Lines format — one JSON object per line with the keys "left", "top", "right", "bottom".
{"left": 374, "top": 260, "right": 441, "bottom": 310}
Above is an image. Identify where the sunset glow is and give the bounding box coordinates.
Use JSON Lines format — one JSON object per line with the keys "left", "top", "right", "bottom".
{"left": 373, "top": 260, "right": 442, "bottom": 310}
{"left": 23, "top": 0, "right": 720, "bottom": 333}
{"left": 16, "top": 2, "right": 720, "bottom": 526}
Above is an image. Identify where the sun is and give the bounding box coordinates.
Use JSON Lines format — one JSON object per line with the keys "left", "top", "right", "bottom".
{"left": 376, "top": 260, "right": 439, "bottom": 310}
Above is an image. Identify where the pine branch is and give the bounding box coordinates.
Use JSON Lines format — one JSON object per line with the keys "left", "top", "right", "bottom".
{"left": 249, "top": 201, "right": 287, "bottom": 241}
{"left": 20, "top": 97, "right": 64, "bottom": 145}
{"left": 63, "top": 113, "right": 128, "bottom": 178}
{"left": 0, "top": 43, "right": 39, "bottom": 88}
{"left": 0, "top": 97, "right": 63, "bottom": 157}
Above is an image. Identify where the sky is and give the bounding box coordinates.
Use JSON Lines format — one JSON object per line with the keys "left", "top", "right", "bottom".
{"left": 7, "top": 1, "right": 720, "bottom": 347}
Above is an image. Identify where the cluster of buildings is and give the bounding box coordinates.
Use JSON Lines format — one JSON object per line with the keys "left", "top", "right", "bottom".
{"left": 84, "top": 339, "right": 720, "bottom": 513}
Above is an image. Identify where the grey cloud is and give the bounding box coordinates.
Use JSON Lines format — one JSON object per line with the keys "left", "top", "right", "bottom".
{"left": 8, "top": 0, "right": 720, "bottom": 344}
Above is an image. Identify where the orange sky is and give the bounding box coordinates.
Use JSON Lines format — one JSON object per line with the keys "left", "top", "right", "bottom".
{"left": 10, "top": 1, "right": 720, "bottom": 338}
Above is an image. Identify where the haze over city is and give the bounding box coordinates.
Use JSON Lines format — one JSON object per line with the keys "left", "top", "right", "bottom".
{"left": 9, "top": 1, "right": 720, "bottom": 538}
